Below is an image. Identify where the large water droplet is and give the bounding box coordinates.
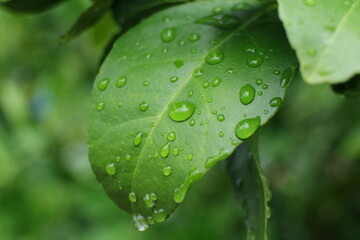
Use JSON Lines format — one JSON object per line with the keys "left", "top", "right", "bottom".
{"left": 205, "top": 49, "right": 225, "bottom": 65}
{"left": 269, "top": 97, "right": 283, "bottom": 107}
{"left": 161, "top": 28, "right": 176, "bottom": 43}
{"left": 97, "top": 78, "right": 110, "bottom": 91}
{"left": 168, "top": 101, "right": 196, "bottom": 122}
{"left": 196, "top": 14, "right": 240, "bottom": 29}
{"left": 247, "top": 56, "right": 263, "bottom": 68}
{"left": 160, "top": 142, "right": 170, "bottom": 158}
{"left": 163, "top": 166, "right": 172, "bottom": 176}
{"left": 129, "top": 192, "right": 137, "bottom": 203}
{"left": 280, "top": 68, "right": 293, "bottom": 88}
{"left": 173, "top": 168, "right": 205, "bottom": 203}
{"left": 139, "top": 102, "right": 149, "bottom": 112}
{"left": 235, "top": 116, "right": 261, "bottom": 140}
{"left": 116, "top": 76, "right": 127, "bottom": 88}
{"left": 105, "top": 163, "right": 116, "bottom": 176}
{"left": 133, "top": 132, "right": 143, "bottom": 146}
{"left": 239, "top": 84, "right": 256, "bottom": 105}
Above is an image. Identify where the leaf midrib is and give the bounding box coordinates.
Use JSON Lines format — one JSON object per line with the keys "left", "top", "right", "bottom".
{"left": 129, "top": 5, "right": 274, "bottom": 215}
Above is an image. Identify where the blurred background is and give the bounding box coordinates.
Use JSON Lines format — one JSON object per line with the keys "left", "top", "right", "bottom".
{"left": 0, "top": 1, "right": 359, "bottom": 240}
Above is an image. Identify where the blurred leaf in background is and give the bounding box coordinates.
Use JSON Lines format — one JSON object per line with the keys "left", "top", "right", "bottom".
{"left": 0, "top": 1, "right": 359, "bottom": 240}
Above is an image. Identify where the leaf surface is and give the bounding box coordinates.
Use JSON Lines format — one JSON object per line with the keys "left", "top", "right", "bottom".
{"left": 88, "top": 0, "right": 297, "bottom": 229}
{"left": 1, "top": 0, "right": 65, "bottom": 13}
{"left": 226, "top": 133, "right": 271, "bottom": 240}
{"left": 278, "top": 0, "right": 360, "bottom": 84}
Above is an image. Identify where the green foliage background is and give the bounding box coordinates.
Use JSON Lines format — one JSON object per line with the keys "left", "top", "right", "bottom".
{"left": 0, "top": 1, "right": 359, "bottom": 240}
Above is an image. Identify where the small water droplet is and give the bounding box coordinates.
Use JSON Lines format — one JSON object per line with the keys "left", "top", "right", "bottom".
{"left": 116, "top": 76, "right": 127, "bottom": 88}
{"left": 212, "top": 110, "right": 217, "bottom": 115}
{"left": 189, "top": 118, "right": 196, "bottom": 126}
{"left": 97, "top": 78, "right": 110, "bottom": 91}
{"left": 273, "top": 70, "right": 281, "bottom": 75}
{"left": 153, "top": 209, "right": 167, "bottom": 223}
{"left": 96, "top": 102, "right": 105, "bottom": 111}
{"left": 173, "top": 147, "right": 179, "bottom": 156}
{"left": 118, "top": 181, "right": 123, "bottom": 190}
{"left": 189, "top": 33, "right": 201, "bottom": 42}
{"left": 133, "top": 132, "right": 143, "bottom": 146}
{"left": 257, "top": 91, "right": 263, "bottom": 96}
{"left": 217, "top": 114, "right": 225, "bottom": 122}
{"left": 307, "top": 48, "right": 317, "bottom": 56}
{"left": 262, "top": 84, "right": 268, "bottom": 89}
{"left": 173, "top": 59, "right": 184, "bottom": 68}
{"left": 168, "top": 101, "right": 196, "bottom": 122}
{"left": 143, "top": 80, "right": 149, "bottom": 86}
{"left": 129, "top": 192, "right": 137, "bottom": 203}
{"left": 212, "top": 6, "right": 223, "bottom": 13}
{"left": 161, "top": 28, "right": 176, "bottom": 43}
{"left": 170, "top": 76, "right": 179, "bottom": 83}
{"left": 116, "top": 156, "right": 121, "bottom": 162}
{"left": 207, "top": 98, "right": 213, "bottom": 103}
{"left": 147, "top": 216, "right": 155, "bottom": 225}
{"left": 206, "top": 49, "right": 225, "bottom": 65}
{"left": 280, "top": 68, "right": 293, "bottom": 88}
{"left": 188, "top": 90, "right": 194, "bottom": 97}
{"left": 139, "top": 102, "right": 149, "bottom": 112}
{"left": 212, "top": 77, "right": 221, "bottom": 87}
{"left": 193, "top": 69, "right": 203, "bottom": 77}
{"left": 187, "top": 153, "right": 193, "bottom": 161}
{"left": 203, "top": 81, "right": 210, "bottom": 88}
{"left": 303, "top": 0, "right": 316, "bottom": 7}
{"left": 247, "top": 56, "right": 263, "bottom": 68}
{"left": 196, "top": 14, "right": 240, "bottom": 29}
{"left": 163, "top": 166, "right": 172, "bottom": 176}
{"left": 240, "top": 84, "right": 256, "bottom": 105}
{"left": 105, "top": 163, "right": 116, "bottom": 176}
{"left": 243, "top": 44, "right": 256, "bottom": 53}
{"left": 125, "top": 154, "right": 131, "bottom": 161}
{"left": 167, "top": 132, "right": 176, "bottom": 141}
{"left": 143, "top": 193, "right": 155, "bottom": 208}
{"left": 255, "top": 78, "right": 263, "bottom": 86}
{"left": 269, "top": 97, "right": 283, "bottom": 107}
{"left": 235, "top": 116, "right": 261, "bottom": 140}
{"left": 133, "top": 214, "right": 148, "bottom": 232}
{"left": 219, "top": 131, "right": 224, "bottom": 137}
{"left": 117, "top": 102, "right": 123, "bottom": 108}
{"left": 160, "top": 142, "right": 170, "bottom": 158}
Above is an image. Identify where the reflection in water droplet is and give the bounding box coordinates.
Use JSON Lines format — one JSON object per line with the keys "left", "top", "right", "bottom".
{"left": 153, "top": 209, "right": 167, "bottom": 223}
{"left": 168, "top": 101, "right": 196, "bottom": 122}
{"left": 269, "top": 97, "right": 283, "bottom": 107}
{"left": 116, "top": 76, "right": 127, "bottom": 88}
{"left": 160, "top": 142, "right": 170, "bottom": 158}
{"left": 161, "top": 28, "right": 176, "bottom": 43}
{"left": 187, "top": 154, "right": 193, "bottom": 160}
{"left": 273, "top": 70, "right": 280, "bottom": 75}
{"left": 247, "top": 56, "right": 263, "bottom": 68}
{"left": 188, "top": 90, "right": 194, "bottom": 97}
{"left": 189, "top": 118, "right": 196, "bottom": 126}
{"left": 163, "top": 166, "right": 172, "bottom": 176}
{"left": 139, "top": 102, "right": 149, "bottom": 112}
{"left": 203, "top": 81, "right": 210, "bottom": 88}
{"left": 189, "top": 33, "right": 201, "bottom": 42}
{"left": 98, "top": 78, "right": 110, "bottom": 91}
{"left": 255, "top": 78, "right": 263, "bottom": 86}
{"left": 125, "top": 154, "right": 131, "bottom": 161}
{"left": 212, "top": 77, "right": 221, "bottom": 87}
{"left": 173, "top": 147, "right": 179, "bottom": 156}
{"left": 129, "top": 192, "right": 137, "bottom": 203}
{"left": 240, "top": 84, "right": 256, "bottom": 105}
{"left": 217, "top": 114, "right": 225, "bottom": 122}
{"left": 205, "top": 49, "right": 225, "bottom": 65}
{"left": 219, "top": 131, "right": 224, "bottom": 137}
{"left": 105, "top": 163, "right": 116, "bottom": 176}
{"left": 280, "top": 68, "right": 293, "bottom": 88}
{"left": 235, "top": 116, "right": 261, "bottom": 140}
{"left": 133, "top": 214, "right": 148, "bottom": 232}
{"left": 96, "top": 102, "right": 105, "bottom": 111}
{"left": 143, "top": 193, "right": 155, "bottom": 208}
{"left": 167, "top": 132, "right": 176, "bottom": 141}
{"left": 170, "top": 76, "right": 179, "bottom": 83}
{"left": 193, "top": 69, "right": 203, "bottom": 77}
{"left": 262, "top": 84, "right": 268, "bottom": 89}
{"left": 133, "top": 132, "right": 143, "bottom": 146}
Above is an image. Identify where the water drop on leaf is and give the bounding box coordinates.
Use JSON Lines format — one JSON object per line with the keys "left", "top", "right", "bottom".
{"left": 139, "top": 102, "right": 149, "bottom": 112}
{"left": 105, "top": 163, "right": 116, "bottom": 176}
{"left": 133, "top": 132, "right": 143, "bottom": 147}
{"left": 240, "top": 84, "right": 256, "bottom": 105}
{"left": 116, "top": 76, "right": 127, "bottom": 88}
{"left": 161, "top": 28, "right": 176, "bottom": 43}
{"left": 97, "top": 78, "right": 110, "bottom": 91}
{"left": 168, "top": 101, "right": 196, "bottom": 122}
{"left": 160, "top": 142, "right": 170, "bottom": 158}
{"left": 163, "top": 166, "right": 172, "bottom": 176}
{"left": 269, "top": 97, "right": 283, "bottom": 107}
{"left": 205, "top": 49, "right": 225, "bottom": 65}
{"left": 129, "top": 192, "right": 137, "bottom": 203}
{"left": 235, "top": 116, "right": 261, "bottom": 140}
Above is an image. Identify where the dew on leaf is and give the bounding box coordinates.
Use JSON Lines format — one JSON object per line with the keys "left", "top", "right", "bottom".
{"left": 161, "top": 28, "right": 176, "bottom": 43}
{"left": 193, "top": 69, "right": 203, "bottom": 77}
{"left": 117, "top": 102, "right": 122, "bottom": 108}
{"left": 257, "top": 91, "right": 263, "bottom": 96}
{"left": 196, "top": 14, "right": 240, "bottom": 29}
{"left": 133, "top": 214, "right": 148, "bottom": 232}
{"left": 189, "top": 118, "right": 196, "bottom": 126}
{"left": 139, "top": 102, "right": 149, "bottom": 112}
{"left": 173, "top": 59, "right": 184, "bottom": 68}
{"left": 217, "top": 114, "right": 225, "bottom": 122}
{"left": 147, "top": 216, "right": 155, "bottom": 225}
{"left": 96, "top": 102, "right": 105, "bottom": 111}
{"left": 160, "top": 142, "right": 170, "bottom": 158}
{"left": 143, "top": 193, "right": 155, "bottom": 208}
{"left": 167, "top": 132, "right": 176, "bottom": 141}
{"left": 235, "top": 116, "right": 261, "bottom": 140}
{"left": 97, "top": 78, "right": 110, "bottom": 91}
{"left": 205, "top": 49, "right": 225, "bottom": 65}
{"left": 269, "top": 97, "right": 283, "bottom": 107}
{"left": 187, "top": 153, "right": 193, "bottom": 160}
{"left": 247, "top": 56, "right": 263, "bottom": 67}
{"left": 203, "top": 81, "right": 210, "bottom": 88}
{"left": 173, "top": 147, "right": 179, "bottom": 156}
{"left": 188, "top": 90, "right": 194, "bottom": 97}
{"left": 116, "top": 156, "right": 121, "bottom": 162}
{"left": 255, "top": 78, "right": 263, "bottom": 85}
{"left": 163, "top": 166, "right": 172, "bottom": 176}
{"left": 232, "top": 3, "right": 250, "bottom": 10}
{"left": 262, "top": 84, "right": 268, "bottom": 89}
{"left": 212, "top": 77, "right": 221, "bottom": 87}
{"left": 153, "top": 209, "right": 167, "bottom": 223}
{"left": 133, "top": 132, "right": 143, "bottom": 147}
{"left": 168, "top": 101, "right": 196, "bottom": 122}
{"left": 207, "top": 98, "right": 213, "bottom": 103}
{"left": 212, "top": 6, "right": 223, "bottom": 13}
{"left": 205, "top": 149, "right": 230, "bottom": 169}
{"left": 243, "top": 44, "right": 256, "bottom": 53}
{"left": 150, "top": 193, "right": 157, "bottom": 201}
{"left": 280, "top": 68, "right": 293, "bottom": 88}
{"left": 219, "top": 131, "right": 224, "bottom": 137}
{"left": 118, "top": 181, "right": 123, "bottom": 190}
{"left": 273, "top": 70, "right": 281, "bottom": 75}
{"left": 240, "top": 84, "right": 256, "bottom": 105}
{"left": 143, "top": 81, "right": 149, "bottom": 86}
{"left": 105, "top": 163, "right": 116, "bottom": 176}
{"left": 116, "top": 76, "right": 127, "bottom": 88}
{"left": 129, "top": 192, "right": 137, "bottom": 203}
{"left": 125, "top": 153, "right": 131, "bottom": 161}
{"left": 189, "top": 33, "right": 201, "bottom": 42}
{"left": 173, "top": 168, "right": 205, "bottom": 203}
{"left": 170, "top": 76, "right": 179, "bottom": 83}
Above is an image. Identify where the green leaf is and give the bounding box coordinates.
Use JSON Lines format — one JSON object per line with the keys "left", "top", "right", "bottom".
{"left": 277, "top": 0, "right": 360, "bottom": 84}
{"left": 60, "top": 0, "right": 114, "bottom": 43}
{"left": 88, "top": 0, "right": 297, "bottom": 229}
{"left": 1, "top": 0, "right": 65, "bottom": 13}
{"left": 226, "top": 133, "right": 271, "bottom": 240}
{"left": 112, "top": 0, "right": 189, "bottom": 30}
